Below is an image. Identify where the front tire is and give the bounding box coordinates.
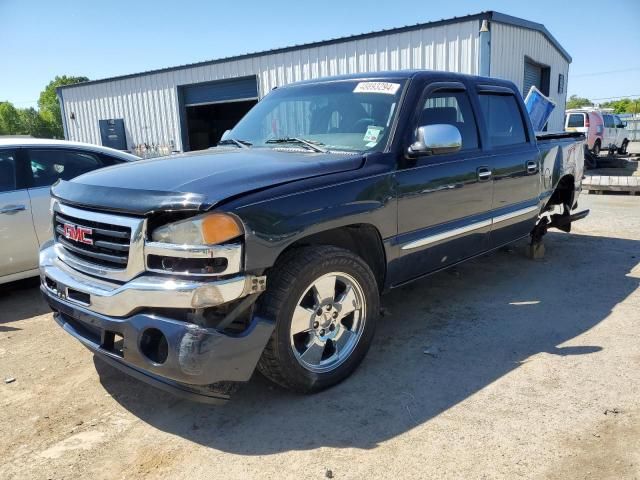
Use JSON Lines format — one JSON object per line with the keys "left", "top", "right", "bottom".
{"left": 257, "top": 246, "right": 379, "bottom": 393}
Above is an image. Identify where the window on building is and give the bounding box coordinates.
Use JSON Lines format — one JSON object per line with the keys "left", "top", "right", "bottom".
{"left": 558, "top": 74, "right": 565, "bottom": 94}
{"left": 477, "top": 94, "right": 527, "bottom": 147}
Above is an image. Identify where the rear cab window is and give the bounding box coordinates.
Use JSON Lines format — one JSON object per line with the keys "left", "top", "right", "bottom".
{"left": 477, "top": 93, "right": 528, "bottom": 147}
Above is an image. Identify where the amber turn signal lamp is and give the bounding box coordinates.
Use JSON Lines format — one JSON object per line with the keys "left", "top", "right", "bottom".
{"left": 201, "top": 214, "right": 243, "bottom": 244}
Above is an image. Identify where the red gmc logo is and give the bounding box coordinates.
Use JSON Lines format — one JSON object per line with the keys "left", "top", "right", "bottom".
{"left": 63, "top": 223, "right": 93, "bottom": 245}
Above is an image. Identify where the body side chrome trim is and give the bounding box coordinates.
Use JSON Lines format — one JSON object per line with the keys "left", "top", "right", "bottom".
{"left": 401, "top": 219, "right": 492, "bottom": 250}
{"left": 491, "top": 205, "right": 539, "bottom": 225}
{"left": 400, "top": 204, "right": 539, "bottom": 251}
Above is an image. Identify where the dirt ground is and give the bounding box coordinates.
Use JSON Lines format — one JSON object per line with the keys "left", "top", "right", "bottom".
{"left": 1, "top": 194, "right": 639, "bottom": 480}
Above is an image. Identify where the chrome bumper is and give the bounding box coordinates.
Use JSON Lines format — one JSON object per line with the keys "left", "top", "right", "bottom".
{"left": 39, "top": 242, "right": 274, "bottom": 402}
{"left": 39, "top": 244, "right": 265, "bottom": 317}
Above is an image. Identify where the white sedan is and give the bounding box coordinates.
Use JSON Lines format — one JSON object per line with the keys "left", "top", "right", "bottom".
{"left": 0, "top": 138, "right": 138, "bottom": 284}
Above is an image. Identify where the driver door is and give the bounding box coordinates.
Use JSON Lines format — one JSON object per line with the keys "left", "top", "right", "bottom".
{"left": 391, "top": 81, "right": 494, "bottom": 285}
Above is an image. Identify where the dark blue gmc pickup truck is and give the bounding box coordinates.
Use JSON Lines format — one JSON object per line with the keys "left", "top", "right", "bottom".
{"left": 40, "top": 70, "right": 587, "bottom": 403}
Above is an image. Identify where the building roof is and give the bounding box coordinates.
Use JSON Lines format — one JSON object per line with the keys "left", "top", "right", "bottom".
{"left": 58, "top": 11, "right": 571, "bottom": 92}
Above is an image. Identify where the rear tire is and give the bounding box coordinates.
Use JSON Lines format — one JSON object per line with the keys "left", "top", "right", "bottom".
{"left": 257, "top": 246, "right": 379, "bottom": 393}
{"left": 592, "top": 141, "right": 601, "bottom": 157}
{"left": 618, "top": 140, "right": 628, "bottom": 155}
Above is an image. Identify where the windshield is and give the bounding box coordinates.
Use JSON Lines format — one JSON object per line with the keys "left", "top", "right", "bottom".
{"left": 226, "top": 79, "right": 407, "bottom": 153}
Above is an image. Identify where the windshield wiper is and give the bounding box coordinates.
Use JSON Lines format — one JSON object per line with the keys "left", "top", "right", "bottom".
{"left": 265, "top": 137, "right": 328, "bottom": 153}
{"left": 217, "top": 138, "right": 252, "bottom": 149}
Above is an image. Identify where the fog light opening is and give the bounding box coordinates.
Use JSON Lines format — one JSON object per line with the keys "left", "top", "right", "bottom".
{"left": 139, "top": 328, "right": 168, "bottom": 364}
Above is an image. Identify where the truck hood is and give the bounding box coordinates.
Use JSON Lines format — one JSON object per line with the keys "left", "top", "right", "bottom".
{"left": 53, "top": 148, "right": 364, "bottom": 215}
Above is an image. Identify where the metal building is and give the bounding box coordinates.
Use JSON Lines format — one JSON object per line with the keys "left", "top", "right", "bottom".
{"left": 58, "top": 11, "right": 571, "bottom": 153}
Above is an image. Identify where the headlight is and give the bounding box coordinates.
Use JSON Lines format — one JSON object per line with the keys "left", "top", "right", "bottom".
{"left": 151, "top": 213, "right": 243, "bottom": 245}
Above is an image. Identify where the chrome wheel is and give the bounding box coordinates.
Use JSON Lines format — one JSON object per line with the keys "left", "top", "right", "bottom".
{"left": 289, "top": 272, "right": 366, "bottom": 373}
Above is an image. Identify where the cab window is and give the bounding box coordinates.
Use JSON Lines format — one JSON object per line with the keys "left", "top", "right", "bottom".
{"left": 419, "top": 90, "right": 479, "bottom": 151}
{"left": 478, "top": 93, "right": 527, "bottom": 147}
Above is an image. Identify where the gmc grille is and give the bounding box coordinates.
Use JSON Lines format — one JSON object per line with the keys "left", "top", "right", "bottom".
{"left": 54, "top": 212, "right": 132, "bottom": 269}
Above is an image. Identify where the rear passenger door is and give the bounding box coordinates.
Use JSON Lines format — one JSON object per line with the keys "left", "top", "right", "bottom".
{"left": 474, "top": 85, "right": 541, "bottom": 248}
{"left": 26, "top": 148, "right": 107, "bottom": 246}
{"left": 392, "top": 81, "right": 493, "bottom": 284}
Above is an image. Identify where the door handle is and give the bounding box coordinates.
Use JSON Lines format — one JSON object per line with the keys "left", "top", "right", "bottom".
{"left": 0, "top": 204, "right": 26, "bottom": 214}
{"left": 477, "top": 167, "right": 492, "bottom": 182}
{"left": 526, "top": 161, "right": 538, "bottom": 174}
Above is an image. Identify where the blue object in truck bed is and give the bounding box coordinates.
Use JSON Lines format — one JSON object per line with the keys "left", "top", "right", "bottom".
{"left": 525, "top": 86, "right": 556, "bottom": 132}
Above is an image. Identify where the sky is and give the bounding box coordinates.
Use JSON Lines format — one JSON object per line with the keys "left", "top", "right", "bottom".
{"left": 2, "top": 0, "right": 639, "bottom": 108}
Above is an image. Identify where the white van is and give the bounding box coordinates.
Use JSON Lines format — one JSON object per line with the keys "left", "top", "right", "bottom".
{"left": 565, "top": 109, "right": 629, "bottom": 155}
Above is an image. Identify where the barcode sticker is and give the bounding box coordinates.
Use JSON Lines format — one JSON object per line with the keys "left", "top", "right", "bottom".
{"left": 353, "top": 82, "right": 401, "bottom": 95}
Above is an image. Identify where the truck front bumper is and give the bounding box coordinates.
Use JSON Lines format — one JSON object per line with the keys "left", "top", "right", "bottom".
{"left": 39, "top": 245, "right": 273, "bottom": 404}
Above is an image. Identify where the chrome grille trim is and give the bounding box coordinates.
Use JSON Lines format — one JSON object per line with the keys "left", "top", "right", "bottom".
{"left": 53, "top": 200, "right": 146, "bottom": 282}
{"left": 57, "top": 236, "right": 129, "bottom": 265}
{"left": 54, "top": 214, "right": 130, "bottom": 238}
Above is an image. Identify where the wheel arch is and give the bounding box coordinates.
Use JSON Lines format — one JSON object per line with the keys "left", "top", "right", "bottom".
{"left": 272, "top": 224, "right": 387, "bottom": 292}
{"left": 547, "top": 173, "right": 576, "bottom": 209}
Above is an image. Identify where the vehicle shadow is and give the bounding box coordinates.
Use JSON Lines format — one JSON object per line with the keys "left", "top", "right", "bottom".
{"left": 0, "top": 277, "right": 50, "bottom": 324}
{"left": 95, "top": 231, "right": 639, "bottom": 454}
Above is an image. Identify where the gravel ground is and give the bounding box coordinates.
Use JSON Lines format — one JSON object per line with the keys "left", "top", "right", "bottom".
{"left": 1, "top": 194, "right": 639, "bottom": 480}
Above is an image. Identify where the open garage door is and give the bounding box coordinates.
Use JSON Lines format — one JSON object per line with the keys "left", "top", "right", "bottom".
{"left": 180, "top": 76, "right": 259, "bottom": 151}
{"left": 523, "top": 58, "right": 550, "bottom": 97}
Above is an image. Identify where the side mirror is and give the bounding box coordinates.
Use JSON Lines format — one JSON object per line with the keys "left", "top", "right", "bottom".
{"left": 408, "top": 124, "right": 462, "bottom": 156}
{"left": 220, "top": 129, "right": 232, "bottom": 141}
{"left": 617, "top": 124, "right": 626, "bottom": 129}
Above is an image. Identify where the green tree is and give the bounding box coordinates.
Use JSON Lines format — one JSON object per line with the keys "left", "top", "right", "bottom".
{"left": 0, "top": 101, "right": 22, "bottom": 135}
{"left": 38, "top": 75, "right": 88, "bottom": 138}
{"left": 600, "top": 98, "right": 640, "bottom": 114}
{"left": 18, "top": 107, "right": 52, "bottom": 137}
{"left": 566, "top": 95, "right": 593, "bottom": 109}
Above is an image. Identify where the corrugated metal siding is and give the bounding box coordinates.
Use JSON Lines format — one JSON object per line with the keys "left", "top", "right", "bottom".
{"left": 61, "top": 21, "right": 479, "bottom": 151}
{"left": 490, "top": 22, "right": 569, "bottom": 131}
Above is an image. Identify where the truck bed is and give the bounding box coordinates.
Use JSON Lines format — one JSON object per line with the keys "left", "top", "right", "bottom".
{"left": 536, "top": 131, "right": 585, "bottom": 142}
{"left": 537, "top": 131, "right": 586, "bottom": 206}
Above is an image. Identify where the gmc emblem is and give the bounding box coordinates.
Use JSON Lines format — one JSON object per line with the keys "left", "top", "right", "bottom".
{"left": 63, "top": 223, "right": 93, "bottom": 245}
